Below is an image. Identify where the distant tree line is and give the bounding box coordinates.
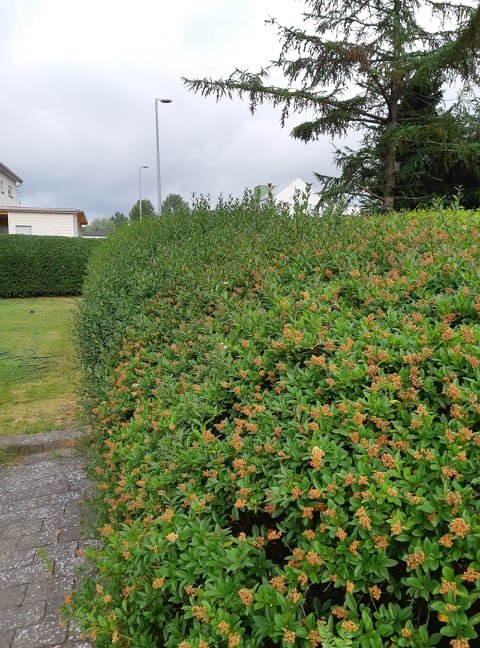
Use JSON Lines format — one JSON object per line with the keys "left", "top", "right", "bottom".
{"left": 82, "top": 194, "right": 190, "bottom": 233}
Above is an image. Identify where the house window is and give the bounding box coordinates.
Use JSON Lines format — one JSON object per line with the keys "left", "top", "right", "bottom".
{"left": 0, "top": 180, "right": 4, "bottom": 193}
{"left": 16, "top": 225, "right": 32, "bottom": 235}
{"left": 7, "top": 185, "right": 14, "bottom": 198}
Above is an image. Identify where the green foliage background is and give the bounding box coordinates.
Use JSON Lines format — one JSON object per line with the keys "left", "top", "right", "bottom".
{"left": 72, "top": 196, "right": 480, "bottom": 647}
{"left": 0, "top": 235, "right": 100, "bottom": 297}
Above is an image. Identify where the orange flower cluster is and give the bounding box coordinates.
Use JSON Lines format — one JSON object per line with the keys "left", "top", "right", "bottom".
{"left": 238, "top": 588, "right": 254, "bottom": 606}
{"left": 450, "top": 518, "right": 470, "bottom": 538}
{"left": 369, "top": 585, "right": 382, "bottom": 601}
{"left": 440, "top": 579, "right": 459, "bottom": 596}
{"left": 283, "top": 629, "right": 296, "bottom": 644}
{"left": 406, "top": 551, "right": 426, "bottom": 570}
{"left": 390, "top": 520, "right": 404, "bottom": 536}
{"left": 332, "top": 606, "right": 347, "bottom": 619}
{"left": 191, "top": 605, "right": 210, "bottom": 623}
{"left": 270, "top": 575, "right": 287, "bottom": 593}
{"left": 462, "top": 567, "right": 480, "bottom": 582}
{"left": 355, "top": 506, "right": 372, "bottom": 530}
{"left": 310, "top": 446, "right": 325, "bottom": 470}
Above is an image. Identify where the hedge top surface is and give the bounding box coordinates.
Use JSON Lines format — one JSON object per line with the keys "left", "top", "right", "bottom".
{"left": 71, "top": 200, "right": 480, "bottom": 647}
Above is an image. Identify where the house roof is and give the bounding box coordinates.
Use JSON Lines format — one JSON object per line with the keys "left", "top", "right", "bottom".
{"left": 274, "top": 178, "right": 309, "bottom": 200}
{"left": 81, "top": 230, "right": 107, "bottom": 238}
{"left": 259, "top": 178, "right": 319, "bottom": 208}
{"left": 0, "top": 162, "right": 23, "bottom": 184}
{"left": 0, "top": 205, "right": 87, "bottom": 225}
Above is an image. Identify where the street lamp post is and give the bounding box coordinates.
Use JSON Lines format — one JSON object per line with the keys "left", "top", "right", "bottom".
{"left": 138, "top": 165, "right": 149, "bottom": 219}
{"left": 155, "top": 97, "right": 172, "bottom": 215}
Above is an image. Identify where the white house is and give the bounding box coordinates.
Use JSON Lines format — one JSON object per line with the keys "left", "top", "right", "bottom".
{"left": 0, "top": 161, "right": 87, "bottom": 237}
{"left": 0, "top": 206, "right": 87, "bottom": 237}
{"left": 258, "top": 178, "right": 320, "bottom": 211}
{"left": 0, "top": 162, "right": 22, "bottom": 206}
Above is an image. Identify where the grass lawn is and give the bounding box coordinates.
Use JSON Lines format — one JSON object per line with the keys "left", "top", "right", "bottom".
{"left": 0, "top": 296, "right": 81, "bottom": 436}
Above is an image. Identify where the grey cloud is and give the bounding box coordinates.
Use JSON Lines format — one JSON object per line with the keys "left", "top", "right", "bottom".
{"left": 1, "top": 1, "right": 335, "bottom": 222}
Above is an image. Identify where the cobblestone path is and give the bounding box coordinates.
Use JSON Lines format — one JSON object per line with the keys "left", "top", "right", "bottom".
{"left": 0, "top": 447, "right": 92, "bottom": 648}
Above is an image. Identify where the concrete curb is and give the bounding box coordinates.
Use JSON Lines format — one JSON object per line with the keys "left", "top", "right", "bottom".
{"left": 0, "top": 428, "right": 89, "bottom": 456}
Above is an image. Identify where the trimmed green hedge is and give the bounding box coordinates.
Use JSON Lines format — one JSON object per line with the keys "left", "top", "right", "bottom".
{"left": 76, "top": 193, "right": 291, "bottom": 392}
{"left": 71, "top": 198, "right": 480, "bottom": 647}
{"left": 0, "top": 234, "right": 101, "bottom": 297}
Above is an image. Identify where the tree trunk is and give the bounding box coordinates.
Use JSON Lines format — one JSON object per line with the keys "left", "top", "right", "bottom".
{"left": 382, "top": 0, "right": 401, "bottom": 213}
{"left": 383, "top": 139, "right": 396, "bottom": 212}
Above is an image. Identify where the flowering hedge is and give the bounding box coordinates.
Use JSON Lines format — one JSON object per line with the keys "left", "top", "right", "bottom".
{"left": 70, "top": 199, "right": 480, "bottom": 647}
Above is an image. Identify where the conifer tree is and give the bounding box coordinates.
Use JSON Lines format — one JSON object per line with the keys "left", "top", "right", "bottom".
{"left": 184, "top": 1, "right": 480, "bottom": 211}
{"left": 393, "top": 76, "right": 480, "bottom": 209}
{"left": 161, "top": 193, "right": 190, "bottom": 216}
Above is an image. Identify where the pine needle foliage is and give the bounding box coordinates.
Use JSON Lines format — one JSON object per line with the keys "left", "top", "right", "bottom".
{"left": 184, "top": 1, "right": 480, "bottom": 211}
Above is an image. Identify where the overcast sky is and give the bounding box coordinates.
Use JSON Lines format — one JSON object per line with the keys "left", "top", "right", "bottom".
{"left": 0, "top": 0, "right": 338, "bottom": 222}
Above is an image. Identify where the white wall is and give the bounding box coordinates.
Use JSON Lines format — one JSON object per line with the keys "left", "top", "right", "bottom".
{"left": 72, "top": 214, "right": 79, "bottom": 236}
{"left": 8, "top": 211, "right": 76, "bottom": 237}
{"left": 0, "top": 169, "right": 19, "bottom": 205}
{"left": 274, "top": 179, "right": 319, "bottom": 210}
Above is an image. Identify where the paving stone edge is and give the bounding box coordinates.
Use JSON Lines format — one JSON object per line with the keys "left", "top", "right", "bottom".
{"left": 0, "top": 428, "right": 89, "bottom": 456}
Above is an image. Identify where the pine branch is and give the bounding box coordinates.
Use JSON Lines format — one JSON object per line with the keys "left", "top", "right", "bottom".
{"left": 424, "top": 4, "right": 480, "bottom": 81}
{"left": 184, "top": 0, "right": 480, "bottom": 211}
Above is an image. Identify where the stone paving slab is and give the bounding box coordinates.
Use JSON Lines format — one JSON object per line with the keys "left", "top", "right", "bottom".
{"left": 0, "top": 429, "right": 88, "bottom": 456}
{"left": 0, "top": 445, "right": 93, "bottom": 648}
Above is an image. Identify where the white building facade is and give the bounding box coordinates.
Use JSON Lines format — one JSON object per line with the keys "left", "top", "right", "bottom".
{"left": 0, "top": 161, "right": 87, "bottom": 236}
{"left": 0, "top": 206, "right": 87, "bottom": 237}
{"left": 0, "top": 162, "right": 22, "bottom": 206}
